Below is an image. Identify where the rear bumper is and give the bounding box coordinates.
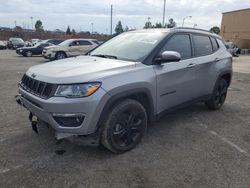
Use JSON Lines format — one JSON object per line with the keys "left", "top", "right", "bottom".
{"left": 17, "top": 86, "right": 109, "bottom": 136}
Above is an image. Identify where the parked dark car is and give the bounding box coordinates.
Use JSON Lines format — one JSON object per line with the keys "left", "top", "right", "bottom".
{"left": 225, "top": 42, "right": 241, "bottom": 57}
{"left": 8, "top": 38, "right": 25, "bottom": 49}
{"left": 16, "top": 39, "right": 64, "bottom": 57}
{"left": 16, "top": 41, "right": 52, "bottom": 57}
{"left": 46, "top": 39, "right": 64, "bottom": 45}
{"left": 0, "top": 41, "right": 7, "bottom": 49}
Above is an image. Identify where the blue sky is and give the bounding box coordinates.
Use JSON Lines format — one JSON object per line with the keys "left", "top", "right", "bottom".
{"left": 0, "top": 0, "right": 250, "bottom": 34}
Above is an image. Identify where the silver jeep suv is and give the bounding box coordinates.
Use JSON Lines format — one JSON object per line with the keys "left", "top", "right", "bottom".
{"left": 16, "top": 28, "right": 232, "bottom": 153}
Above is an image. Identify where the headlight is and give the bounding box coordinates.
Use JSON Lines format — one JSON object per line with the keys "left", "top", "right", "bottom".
{"left": 19, "top": 50, "right": 23, "bottom": 52}
{"left": 54, "top": 82, "right": 101, "bottom": 98}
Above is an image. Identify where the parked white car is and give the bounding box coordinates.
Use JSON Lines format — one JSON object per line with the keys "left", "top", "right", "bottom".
{"left": 42, "top": 39, "right": 99, "bottom": 60}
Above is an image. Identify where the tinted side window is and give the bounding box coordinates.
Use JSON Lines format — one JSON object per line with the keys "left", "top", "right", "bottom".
{"left": 53, "top": 40, "right": 63, "bottom": 45}
{"left": 162, "top": 34, "right": 192, "bottom": 59}
{"left": 193, "top": 35, "right": 213, "bottom": 56}
{"left": 210, "top": 37, "right": 219, "bottom": 51}
{"left": 39, "top": 43, "right": 48, "bottom": 48}
{"left": 71, "top": 41, "right": 80, "bottom": 46}
{"left": 79, "top": 41, "right": 92, "bottom": 45}
{"left": 92, "top": 40, "right": 100, "bottom": 44}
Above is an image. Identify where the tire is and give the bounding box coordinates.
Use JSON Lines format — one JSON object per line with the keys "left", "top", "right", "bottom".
{"left": 55, "top": 51, "right": 66, "bottom": 60}
{"left": 205, "top": 78, "right": 228, "bottom": 110}
{"left": 25, "top": 51, "right": 32, "bottom": 57}
{"left": 101, "top": 99, "right": 147, "bottom": 153}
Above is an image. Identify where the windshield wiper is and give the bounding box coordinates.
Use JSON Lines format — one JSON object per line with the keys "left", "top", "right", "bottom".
{"left": 91, "top": 54, "right": 117, "bottom": 59}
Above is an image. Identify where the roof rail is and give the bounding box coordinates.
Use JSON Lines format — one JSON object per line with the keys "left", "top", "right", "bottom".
{"left": 172, "top": 27, "right": 213, "bottom": 34}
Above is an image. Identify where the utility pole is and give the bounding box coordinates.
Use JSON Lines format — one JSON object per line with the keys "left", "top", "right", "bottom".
{"left": 91, "top": 23, "right": 94, "bottom": 34}
{"left": 162, "top": 0, "right": 166, "bottom": 26}
{"left": 30, "top": 16, "right": 33, "bottom": 30}
{"left": 110, "top": 4, "right": 113, "bottom": 35}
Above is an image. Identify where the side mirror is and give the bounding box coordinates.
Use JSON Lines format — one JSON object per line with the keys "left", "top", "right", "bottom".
{"left": 155, "top": 51, "right": 181, "bottom": 64}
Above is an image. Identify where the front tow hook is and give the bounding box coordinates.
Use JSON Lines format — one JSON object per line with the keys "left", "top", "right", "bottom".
{"left": 15, "top": 94, "right": 23, "bottom": 107}
{"left": 29, "top": 112, "right": 38, "bottom": 134}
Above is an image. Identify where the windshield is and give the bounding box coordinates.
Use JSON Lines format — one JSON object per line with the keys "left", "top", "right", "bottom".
{"left": 90, "top": 32, "right": 166, "bottom": 62}
{"left": 33, "top": 42, "right": 42, "bottom": 47}
{"left": 58, "top": 40, "right": 72, "bottom": 46}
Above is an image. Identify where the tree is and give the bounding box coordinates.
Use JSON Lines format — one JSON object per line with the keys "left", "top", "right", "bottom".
{"left": 210, "top": 26, "right": 220, "bottom": 34}
{"left": 166, "top": 18, "right": 176, "bottom": 28}
{"left": 72, "top": 29, "right": 76, "bottom": 35}
{"left": 66, "top": 26, "right": 71, "bottom": 35}
{"left": 153, "top": 22, "right": 163, "bottom": 28}
{"left": 35, "top": 20, "right": 44, "bottom": 32}
{"left": 115, "top": 21, "right": 124, "bottom": 34}
{"left": 144, "top": 17, "right": 152, "bottom": 29}
{"left": 124, "top": 26, "right": 129, "bottom": 32}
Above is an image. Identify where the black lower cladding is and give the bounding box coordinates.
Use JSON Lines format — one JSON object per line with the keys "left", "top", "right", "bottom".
{"left": 20, "top": 74, "right": 56, "bottom": 99}
{"left": 53, "top": 116, "right": 85, "bottom": 127}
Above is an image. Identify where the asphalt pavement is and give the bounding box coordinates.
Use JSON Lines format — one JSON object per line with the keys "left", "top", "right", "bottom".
{"left": 0, "top": 50, "right": 250, "bottom": 188}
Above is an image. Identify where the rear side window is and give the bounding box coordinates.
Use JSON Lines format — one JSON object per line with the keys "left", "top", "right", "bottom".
{"left": 162, "top": 34, "right": 192, "bottom": 59}
{"left": 193, "top": 35, "right": 213, "bottom": 56}
{"left": 210, "top": 37, "right": 219, "bottom": 51}
{"left": 79, "top": 41, "right": 92, "bottom": 45}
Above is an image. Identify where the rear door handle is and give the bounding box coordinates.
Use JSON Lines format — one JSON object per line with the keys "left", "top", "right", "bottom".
{"left": 214, "top": 58, "right": 220, "bottom": 62}
{"left": 187, "top": 63, "right": 196, "bottom": 68}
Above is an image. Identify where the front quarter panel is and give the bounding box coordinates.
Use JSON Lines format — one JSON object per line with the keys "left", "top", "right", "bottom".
{"left": 100, "top": 63, "right": 157, "bottom": 114}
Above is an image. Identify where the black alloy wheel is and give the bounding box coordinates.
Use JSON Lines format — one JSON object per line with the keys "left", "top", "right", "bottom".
{"left": 101, "top": 99, "right": 147, "bottom": 153}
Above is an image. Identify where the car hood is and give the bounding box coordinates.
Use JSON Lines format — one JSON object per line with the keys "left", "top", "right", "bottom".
{"left": 26, "top": 56, "right": 136, "bottom": 84}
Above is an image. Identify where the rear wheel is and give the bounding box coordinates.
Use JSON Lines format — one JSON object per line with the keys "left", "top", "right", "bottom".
{"left": 101, "top": 99, "right": 147, "bottom": 153}
{"left": 205, "top": 78, "right": 228, "bottom": 110}
{"left": 25, "top": 51, "right": 32, "bottom": 57}
{"left": 55, "top": 51, "right": 66, "bottom": 60}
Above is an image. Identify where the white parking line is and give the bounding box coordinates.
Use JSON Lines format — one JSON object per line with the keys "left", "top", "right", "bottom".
{"left": 0, "top": 138, "right": 7, "bottom": 142}
{"left": 0, "top": 164, "right": 24, "bottom": 174}
{"left": 0, "top": 168, "right": 10, "bottom": 174}
{"left": 209, "top": 130, "right": 248, "bottom": 154}
{"left": 194, "top": 116, "right": 249, "bottom": 156}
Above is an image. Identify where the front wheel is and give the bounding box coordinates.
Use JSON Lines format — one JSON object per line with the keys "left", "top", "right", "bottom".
{"left": 55, "top": 52, "right": 66, "bottom": 60}
{"left": 205, "top": 78, "right": 228, "bottom": 110}
{"left": 101, "top": 99, "right": 147, "bottom": 153}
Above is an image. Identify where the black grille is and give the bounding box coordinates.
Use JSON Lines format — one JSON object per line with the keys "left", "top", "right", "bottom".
{"left": 20, "top": 74, "right": 55, "bottom": 99}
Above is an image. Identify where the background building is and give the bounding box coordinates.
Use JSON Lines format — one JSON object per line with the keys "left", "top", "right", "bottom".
{"left": 221, "top": 8, "right": 250, "bottom": 49}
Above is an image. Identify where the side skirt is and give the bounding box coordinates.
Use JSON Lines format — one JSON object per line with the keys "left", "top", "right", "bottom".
{"left": 152, "top": 95, "right": 210, "bottom": 121}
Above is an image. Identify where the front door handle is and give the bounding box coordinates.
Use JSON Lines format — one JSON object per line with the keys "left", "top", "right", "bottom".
{"left": 187, "top": 63, "right": 196, "bottom": 68}
{"left": 214, "top": 58, "right": 220, "bottom": 62}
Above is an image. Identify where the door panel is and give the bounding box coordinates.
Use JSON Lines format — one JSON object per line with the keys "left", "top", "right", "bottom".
{"left": 154, "top": 59, "right": 198, "bottom": 113}
{"left": 190, "top": 34, "right": 218, "bottom": 96}
{"left": 68, "top": 46, "right": 80, "bottom": 56}
{"left": 154, "top": 33, "right": 200, "bottom": 113}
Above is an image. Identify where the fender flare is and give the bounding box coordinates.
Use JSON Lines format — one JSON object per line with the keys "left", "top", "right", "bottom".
{"left": 96, "top": 87, "right": 155, "bottom": 133}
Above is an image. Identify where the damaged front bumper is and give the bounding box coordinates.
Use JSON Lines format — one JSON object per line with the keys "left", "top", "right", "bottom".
{"left": 15, "top": 94, "right": 100, "bottom": 146}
